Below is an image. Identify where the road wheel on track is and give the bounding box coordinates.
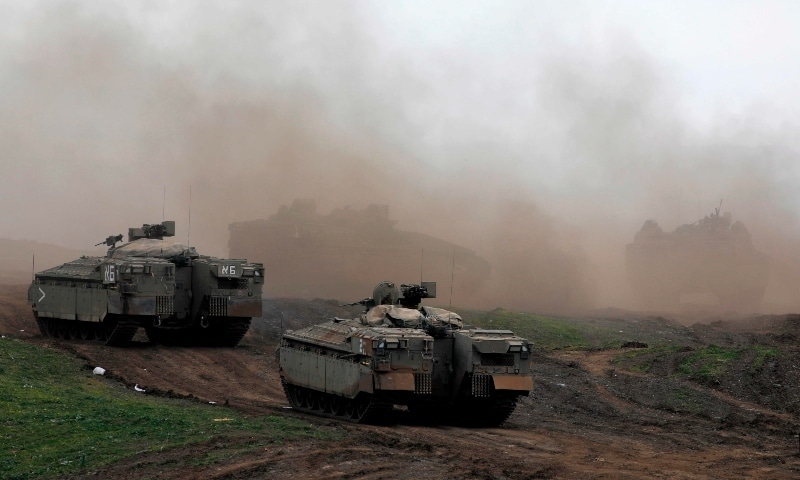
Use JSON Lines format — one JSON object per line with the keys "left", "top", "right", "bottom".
{"left": 345, "top": 399, "right": 356, "bottom": 419}
{"left": 44, "top": 319, "right": 58, "bottom": 338}
{"left": 67, "top": 321, "right": 79, "bottom": 339}
{"left": 329, "top": 396, "right": 344, "bottom": 416}
{"left": 94, "top": 324, "right": 108, "bottom": 341}
{"left": 78, "top": 323, "right": 93, "bottom": 340}
{"left": 295, "top": 387, "right": 309, "bottom": 409}
{"left": 308, "top": 390, "right": 321, "bottom": 411}
{"left": 284, "top": 383, "right": 300, "bottom": 408}
{"left": 318, "top": 393, "right": 331, "bottom": 413}
{"left": 57, "top": 321, "right": 70, "bottom": 339}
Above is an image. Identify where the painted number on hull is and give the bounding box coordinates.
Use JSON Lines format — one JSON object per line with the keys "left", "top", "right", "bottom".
{"left": 221, "top": 265, "right": 236, "bottom": 276}
{"left": 104, "top": 264, "right": 116, "bottom": 283}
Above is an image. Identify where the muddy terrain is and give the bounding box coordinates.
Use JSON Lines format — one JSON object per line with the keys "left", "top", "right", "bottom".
{"left": 2, "top": 284, "right": 799, "bottom": 479}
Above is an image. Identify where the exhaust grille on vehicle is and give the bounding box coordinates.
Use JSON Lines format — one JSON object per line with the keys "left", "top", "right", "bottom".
{"left": 481, "top": 353, "right": 515, "bottom": 367}
{"left": 209, "top": 296, "right": 227, "bottom": 316}
{"left": 414, "top": 372, "right": 432, "bottom": 395}
{"left": 156, "top": 295, "right": 173, "bottom": 315}
{"left": 217, "top": 278, "right": 249, "bottom": 290}
{"left": 471, "top": 374, "right": 492, "bottom": 397}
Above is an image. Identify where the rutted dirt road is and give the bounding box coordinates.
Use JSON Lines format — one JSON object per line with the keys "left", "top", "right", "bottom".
{"left": 2, "top": 284, "right": 799, "bottom": 479}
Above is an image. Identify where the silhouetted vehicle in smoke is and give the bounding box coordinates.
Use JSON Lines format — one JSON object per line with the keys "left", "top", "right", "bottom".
{"left": 277, "top": 281, "right": 533, "bottom": 426}
{"left": 228, "top": 200, "right": 490, "bottom": 301}
{"left": 28, "top": 221, "right": 264, "bottom": 347}
{"left": 626, "top": 205, "right": 769, "bottom": 312}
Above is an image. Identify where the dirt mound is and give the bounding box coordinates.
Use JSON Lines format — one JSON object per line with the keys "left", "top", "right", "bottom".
{"left": 2, "top": 285, "right": 799, "bottom": 479}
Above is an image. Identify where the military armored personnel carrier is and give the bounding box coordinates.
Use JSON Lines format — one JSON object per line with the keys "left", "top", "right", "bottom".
{"left": 278, "top": 281, "right": 533, "bottom": 426}
{"left": 28, "top": 221, "right": 264, "bottom": 347}
{"left": 228, "top": 200, "right": 491, "bottom": 302}
{"left": 626, "top": 204, "right": 769, "bottom": 311}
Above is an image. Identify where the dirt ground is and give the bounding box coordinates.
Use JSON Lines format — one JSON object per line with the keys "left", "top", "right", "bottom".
{"left": 2, "top": 284, "right": 800, "bottom": 479}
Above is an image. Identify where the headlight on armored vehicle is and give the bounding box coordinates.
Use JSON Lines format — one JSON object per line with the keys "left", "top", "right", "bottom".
{"left": 372, "top": 338, "right": 401, "bottom": 351}
{"left": 373, "top": 339, "right": 387, "bottom": 356}
{"left": 242, "top": 267, "right": 255, "bottom": 277}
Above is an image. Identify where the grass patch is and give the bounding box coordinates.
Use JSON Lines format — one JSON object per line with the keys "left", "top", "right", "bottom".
{"left": 465, "top": 308, "right": 672, "bottom": 351}
{"left": 751, "top": 346, "right": 780, "bottom": 370}
{"left": 678, "top": 344, "right": 742, "bottom": 384}
{"left": 467, "top": 309, "right": 588, "bottom": 350}
{"left": 615, "top": 344, "right": 783, "bottom": 387}
{"left": 0, "top": 337, "right": 339, "bottom": 480}
{"left": 658, "top": 386, "right": 711, "bottom": 414}
{"left": 613, "top": 345, "right": 684, "bottom": 374}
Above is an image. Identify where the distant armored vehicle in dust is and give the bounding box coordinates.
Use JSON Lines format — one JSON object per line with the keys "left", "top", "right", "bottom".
{"left": 28, "top": 221, "right": 264, "bottom": 347}
{"left": 278, "top": 281, "right": 533, "bottom": 426}
{"left": 228, "top": 199, "right": 490, "bottom": 301}
{"left": 626, "top": 205, "right": 769, "bottom": 311}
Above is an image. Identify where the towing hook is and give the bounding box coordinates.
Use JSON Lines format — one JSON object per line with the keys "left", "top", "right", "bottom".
{"left": 200, "top": 316, "right": 210, "bottom": 329}
{"left": 153, "top": 317, "right": 162, "bottom": 327}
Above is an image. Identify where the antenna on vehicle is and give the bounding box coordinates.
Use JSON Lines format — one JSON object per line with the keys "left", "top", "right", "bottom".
{"left": 31, "top": 254, "right": 35, "bottom": 282}
{"left": 161, "top": 185, "right": 167, "bottom": 255}
{"left": 449, "top": 247, "right": 455, "bottom": 308}
{"left": 187, "top": 185, "right": 192, "bottom": 247}
{"left": 420, "top": 248, "right": 424, "bottom": 284}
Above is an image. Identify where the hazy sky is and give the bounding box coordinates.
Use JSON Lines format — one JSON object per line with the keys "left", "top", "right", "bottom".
{"left": 1, "top": 0, "right": 799, "bottom": 309}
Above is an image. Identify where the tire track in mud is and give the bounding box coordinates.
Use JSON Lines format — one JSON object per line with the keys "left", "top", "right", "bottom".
{"left": 3, "top": 284, "right": 800, "bottom": 479}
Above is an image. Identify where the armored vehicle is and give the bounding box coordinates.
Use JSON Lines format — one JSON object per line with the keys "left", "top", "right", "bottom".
{"left": 626, "top": 204, "right": 769, "bottom": 311}
{"left": 229, "top": 200, "right": 491, "bottom": 302}
{"left": 278, "top": 281, "right": 533, "bottom": 426}
{"left": 28, "top": 221, "right": 264, "bottom": 347}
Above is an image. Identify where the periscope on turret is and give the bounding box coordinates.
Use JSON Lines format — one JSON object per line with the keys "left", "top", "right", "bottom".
{"left": 28, "top": 220, "right": 264, "bottom": 347}
{"left": 277, "top": 281, "right": 534, "bottom": 426}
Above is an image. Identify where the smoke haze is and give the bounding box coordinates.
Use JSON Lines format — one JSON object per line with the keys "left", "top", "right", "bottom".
{"left": 2, "top": 1, "right": 799, "bottom": 313}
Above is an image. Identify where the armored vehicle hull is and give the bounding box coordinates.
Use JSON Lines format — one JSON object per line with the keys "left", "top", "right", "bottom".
{"left": 28, "top": 221, "right": 264, "bottom": 347}
{"left": 279, "top": 320, "right": 435, "bottom": 423}
{"left": 278, "top": 282, "right": 533, "bottom": 426}
{"left": 626, "top": 209, "right": 769, "bottom": 311}
{"left": 229, "top": 200, "right": 490, "bottom": 301}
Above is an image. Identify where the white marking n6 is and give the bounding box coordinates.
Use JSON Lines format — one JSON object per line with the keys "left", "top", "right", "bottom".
{"left": 221, "top": 265, "right": 236, "bottom": 276}
{"left": 104, "top": 265, "right": 115, "bottom": 282}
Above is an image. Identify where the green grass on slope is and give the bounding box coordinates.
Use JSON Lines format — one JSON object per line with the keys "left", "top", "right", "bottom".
{"left": 0, "top": 337, "right": 338, "bottom": 480}
{"left": 468, "top": 309, "right": 589, "bottom": 350}
{"left": 466, "top": 308, "right": 666, "bottom": 350}
{"left": 678, "top": 344, "right": 780, "bottom": 384}
{"left": 614, "top": 344, "right": 781, "bottom": 384}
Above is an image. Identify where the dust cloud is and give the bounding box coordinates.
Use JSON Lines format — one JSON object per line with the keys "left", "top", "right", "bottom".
{"left": 1, "top": 2, "right": 799, "bottom": 314}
